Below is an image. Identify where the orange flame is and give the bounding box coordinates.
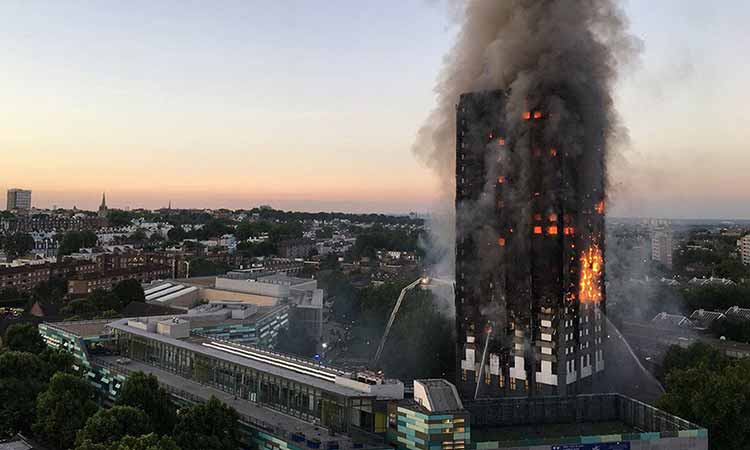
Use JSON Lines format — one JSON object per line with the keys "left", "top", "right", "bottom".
{"left": 498, "top": 138, "right": 506, "bottom": 145}
{"left": 579, "top": 244, "right": 603, "bottom": 303}
{"left": 548, "top": 226, "right": 558, "bottom": 235}
{"left": 498, "top": 238, "right": 506, "bottom": 247}
{"left": 533, "top": 111, "right": 543, "bottom": 119}
{"left": 523, "top": 112, "right": 532, "bottom": 120}
{"left": 595, "top": 200, "right": 605, "bottom": 215}
{"left": 533, "top": 226, "right": 543, "bottom": 235}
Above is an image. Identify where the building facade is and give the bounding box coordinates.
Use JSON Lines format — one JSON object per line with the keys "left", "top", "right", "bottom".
{"left": 651, "top": 226, "right": 674, "bottom": 269}
{"left": 6, "top": 189, "right": 32, "bottom": 211}
{"left": 738, "top": 234, "right": 750, "bottom": 266}
{"left": 67, "top": 265, "right": 171, "bottom": 295}
{"left": 390, "top": 381, "right": 706, "bottom": 450}
{"left": 97, "top": 193, "right": 108, "bottom": 219}
{"left": 0, "top": 261, "right": 97, "bottom": 293}
{"left": 39, "top": 316, "right": 403, "bottom": 443}
{"left": 455, "top": 90, "right": 606, "bottom": 399}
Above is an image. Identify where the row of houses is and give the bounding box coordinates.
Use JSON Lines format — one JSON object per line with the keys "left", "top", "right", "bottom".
{"left": 652, "top": 305, "right": 750, "bottom": 330}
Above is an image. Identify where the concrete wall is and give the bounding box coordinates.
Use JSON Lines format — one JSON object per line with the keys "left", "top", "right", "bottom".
{"left": 200, "top": 288, "right": 278, "bottom": 306}
{"left": 215, "top": 277, "right": 287, "bottom": 297}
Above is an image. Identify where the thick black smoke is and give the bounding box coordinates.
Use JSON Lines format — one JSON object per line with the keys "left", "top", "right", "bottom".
{"left": 415, "top": 0, "right": 641, "bottom": 277}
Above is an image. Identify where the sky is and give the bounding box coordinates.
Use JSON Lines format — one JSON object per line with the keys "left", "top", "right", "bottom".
{"left": 1, "top": 0, "right": 749, "bottom": 218}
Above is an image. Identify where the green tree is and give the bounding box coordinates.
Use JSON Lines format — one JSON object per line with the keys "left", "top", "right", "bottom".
{"left": 658, "top": 360, "right": 750, "bottom": 450}
{"left": 130, "top": 229, "right": 148, "bottom": 245}
{"left": 187, "top": 258, "right": 229, "bottom": 277}
{"left": 3, "top": 322, "right": 46, "bottom": 354}
{"left": 113, "top": 279, "right": 146, "bottom": 304}
{"left": 352, "top": 228, "right": 422, "bottom": 259}
{"left": 62, "top": 290, "right": 123, "bottom": 319}
{"left": 61, "top": 297, "right": 98, "bottom": 318}
{"left": 173, "top": 397, "right": 240, "bottom": 450}
{"left": 167, "top": 226, "right": 187, "bottom": 243}
{"left": 235, "top": 220, "right": 271, "bottom": 241}
{"left": 2, "top": 233, "right": 35, "bottom": 259}
{"left": 318, "top": 270, "right": 359, "bottom": 322}
{"left": 58, "top": 231, "right": 98, "bottom": 256}
{"left": 236, "top": 240, "right": 276, "bottom": 258}
{"left": 30, "top": 278, "right": 69, "bottom": 306}
{"left": 107, "top": 210, "right": 136, "bottom": 227}
{"left": 659, "top": 342, "right": 728, "bottom": 383}
{"left": 40, "top": 348, "right": 76, "bottom": 376}
{"left": 710, "top": 318, "right": 750, "bottom": 343}
{"left": 33, "top": 373, "right": 99, "bottom": 449}
{"left": 76, "top": 406, "right": 152, "bottom": 447}
{"left": 0, "top": 287, "right": 27, "bottom": 307}
{"left": 0, "top": 351, "right": 50, "bottom": 437}
{"left": 116, "top": 372, "right": 176, "bottom": 435}
{"left": 76, "top": 433, "right": 180, "bottom": 450}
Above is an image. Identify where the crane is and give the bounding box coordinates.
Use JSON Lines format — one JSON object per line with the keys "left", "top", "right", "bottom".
{"left": 372, "top": 276, "right": 454, "bottom": 366}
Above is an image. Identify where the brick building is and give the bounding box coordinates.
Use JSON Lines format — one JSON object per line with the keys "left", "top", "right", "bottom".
{"left": 67, "top": 265, "right": 171, "bottom": 296}
{"left": 0, "top": 261, "right": 97, "bottom": 293}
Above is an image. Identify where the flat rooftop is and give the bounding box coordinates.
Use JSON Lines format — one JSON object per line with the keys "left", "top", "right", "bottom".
{"left": 463, "top": 394, "right": 706, "bottom": 448}
{"left": 44, "top": 320, "right": 111, "bottom": 338}
{"left": 472, "top": 421, "right": 636, "bottom": 443}
{"left": 108, "top": 319, "right": 368, "bottom": 398}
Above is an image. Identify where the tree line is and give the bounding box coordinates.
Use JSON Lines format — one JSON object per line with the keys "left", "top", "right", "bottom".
{"left": 658, "top": 342, "right": 750, "bottom": 450}
{"left": 1, "top": 324, "right": 242, "bottom": 450}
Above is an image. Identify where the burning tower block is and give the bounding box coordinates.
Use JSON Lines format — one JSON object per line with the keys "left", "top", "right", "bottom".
{"left": 455, "top": 90, "right": 606, "bottom": 399}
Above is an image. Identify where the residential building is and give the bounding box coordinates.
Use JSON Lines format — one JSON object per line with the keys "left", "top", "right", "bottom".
{"left": 388, "top": 379, "right": 470, "bottom": 450}
{"left": 1, "top": 214, "right": 106, "bottom": 233}
{"left": 6, "top": 188, "right": 31, "bottom": 211}
{"left": 455, "top": 90, "right": 606, "bottom": 399}
{"left": 652, "top": 312, "right": 693, "bottom": 329}
{"left": 651, "top": 225, "right": 674, "bottom": 269}
{"left": 689, "top": 309, "right": 726, "bottom": 330}
{"left": 0, "top": 261, "right": 97, "bottom": 293}
{"left": 0, "top": 434, "right": 45, "bottom": 450}
{"left": 67, "top": 265, "right": 170, "bottom": 295}
{"left": 725, "top": 306, "right": 750, "bottom": 322}
{"left": 738, "top": 234, "right": 750, "bottom": 266}
{"left": 278, "top": 239, "right": 314, "bottom": 259}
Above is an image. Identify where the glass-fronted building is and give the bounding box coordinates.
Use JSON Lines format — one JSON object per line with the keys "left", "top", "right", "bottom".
{"left": 40, "top": 315, "right": 403, "bottom": 450}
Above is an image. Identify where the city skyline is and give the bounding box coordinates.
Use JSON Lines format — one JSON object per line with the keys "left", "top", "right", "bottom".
{"left": 2, "top": 0, "right": 750, "bottom": 218}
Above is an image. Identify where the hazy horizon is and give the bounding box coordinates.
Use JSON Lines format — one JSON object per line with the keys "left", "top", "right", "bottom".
{"left": 3, "top": 0, "right": 749, "bottom": 219}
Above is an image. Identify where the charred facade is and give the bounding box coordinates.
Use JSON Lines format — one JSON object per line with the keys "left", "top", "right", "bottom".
{"left": 455, "top": 90, "right": 606, "bottom": 399}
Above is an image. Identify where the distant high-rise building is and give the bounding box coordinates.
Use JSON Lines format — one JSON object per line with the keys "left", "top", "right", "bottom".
{"left": 651, "top": 224, "right": 673, "bottom": 269}
{"left": 6, "top": 188, "right": 32, "bottom": 210}
{"left": 455, "top": 91, "right": 606, "bottom": 399}
{"left": 98, "top": 192, "right": 108, "bottom": 219}
{"left": 738, "top": 234, "right": 750, "bottom": 266}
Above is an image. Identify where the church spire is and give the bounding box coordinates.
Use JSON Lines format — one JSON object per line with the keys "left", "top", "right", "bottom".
{"left": 98, "top": 192, "right": 108, "bottom": 219}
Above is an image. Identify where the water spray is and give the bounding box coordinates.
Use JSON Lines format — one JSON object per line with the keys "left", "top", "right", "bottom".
{"left": 474, "top": 324, "right": 493, "bottom": 400}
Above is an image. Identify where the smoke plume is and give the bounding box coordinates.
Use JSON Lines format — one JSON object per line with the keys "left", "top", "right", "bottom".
{"left": 415, "top": 0, "right": 642, "bottom": 279}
